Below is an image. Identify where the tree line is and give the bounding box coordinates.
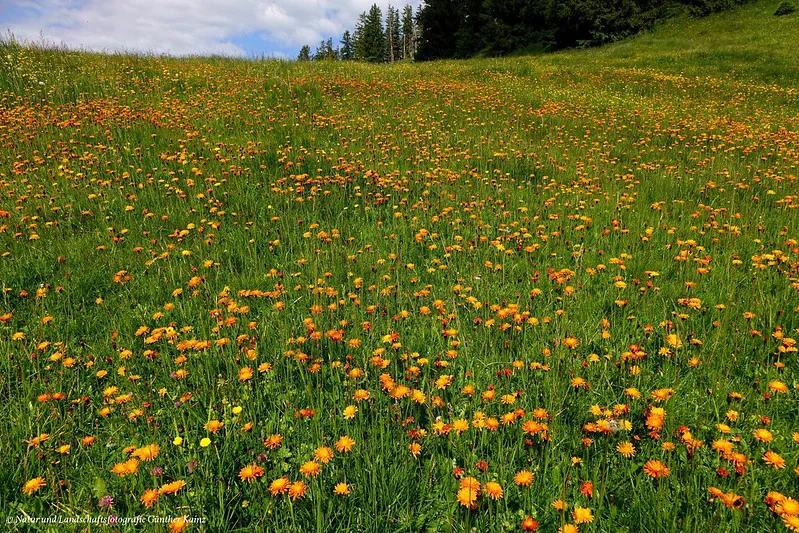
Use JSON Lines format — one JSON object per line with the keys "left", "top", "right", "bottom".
{"left": 299, "top": 0, "right": 754, "bottom": 62}
{"left": 298, "top": 4, "right": 420, "bottom": 62}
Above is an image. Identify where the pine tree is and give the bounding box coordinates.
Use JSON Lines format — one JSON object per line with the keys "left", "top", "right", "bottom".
{"left": 401, "top": 5, "right": 417, "bottom": 60}
{"left": 314, "top": 38, "right": 337, "bottom": 61}
{"left": 340, "top": 30, "right": 354, "bottom": 60}
{"left": 386, "top": 5, "right": 401, "bottom": 62}
{"left": 297, "top": 45, "right": 311, "bottom": 61}
{"left": 354, "top": 4, "right": 386, "bottom": 62}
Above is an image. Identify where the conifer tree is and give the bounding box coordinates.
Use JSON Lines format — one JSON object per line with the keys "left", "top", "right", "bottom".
{"left": 297, "top": 45, "right": 311, "bottom": 61}
{"left": 401, "top": 5, "right": 417, "bottom": 59}
{"left": 354, "top": 4, "right": 386, "bottom": 62}
{"left": 340, "top": 30, "right": 355, "bottom": 60}
{"left": 386, "top": 5, "right": 401, "bottom": 62}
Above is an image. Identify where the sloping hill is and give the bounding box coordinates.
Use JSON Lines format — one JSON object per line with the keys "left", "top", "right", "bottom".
{"left": 552, "top": 0, "right": 799, "bottom": 85}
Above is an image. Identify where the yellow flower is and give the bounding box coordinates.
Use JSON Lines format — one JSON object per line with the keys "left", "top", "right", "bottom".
{"left": 343, "top": 405, "right": 358, "bottom": 419}
{"left": 573, "top": 507, "right": 594, "bottom": 524}
{"left": 200, "top": 438, "right": 211, "bottom": 448}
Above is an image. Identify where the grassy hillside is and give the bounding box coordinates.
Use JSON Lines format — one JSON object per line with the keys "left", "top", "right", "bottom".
{"left": 0, "top": 2, "right": 798, "bottom": 532}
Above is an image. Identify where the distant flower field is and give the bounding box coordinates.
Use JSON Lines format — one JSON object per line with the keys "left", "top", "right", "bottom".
{"left": 1, "top": 7, "right": 798, "bottom": 531}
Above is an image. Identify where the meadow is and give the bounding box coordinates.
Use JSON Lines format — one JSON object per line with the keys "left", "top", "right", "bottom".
{"left": 1, "top": 1, "right": 798, "bottom": 531}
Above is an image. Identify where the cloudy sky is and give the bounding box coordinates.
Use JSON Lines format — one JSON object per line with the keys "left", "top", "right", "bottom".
{"left": 1, "top": 0, "right": 421, "bottom": 58}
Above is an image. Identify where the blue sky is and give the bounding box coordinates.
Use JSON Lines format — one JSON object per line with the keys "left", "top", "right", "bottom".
{"left": 1, "top": 0, "right": 421, "bottom": 58}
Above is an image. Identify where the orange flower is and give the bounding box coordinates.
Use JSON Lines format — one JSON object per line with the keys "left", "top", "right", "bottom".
{"left": 521, "top": 517, "right": 540, "bottom": 531}
{"left": 300, "top": 460, "right": 322, "bottom": 477}
{"left": 111, "top": 458, "right": 140, "bottom": 477}
{"left": 334, "top": 482, "right": 351, "bottom": 495}
{"left": 239, "top": 463, "right": 265, "bottom": 482}
{"left": 314, "top": 446, "right": 335, "bottom": 464}
{"left": 238, "top": 366, "right": 253, "bottom": 381}
{"left": 753, "top": 428, "right": 774, "bottom": 443}
{"left": 141, "top": 489, "right": 159, "bottom": 508}
{"left": 617, "top": 441, "right": 635, "bottom": 458}
{"left": 514, "top": 470, "right": 534, "bottom": 487}
{"left": 288, "top": 481, "right": 307, "bottom": 500}
{"left": 457, "top": 486, "right": 479, "bottom": 508}
{"left": 643, "top": 460, "right": 670, "bottom": 479}
{"left": 131, "top": 443, "right": 160, "bottom": 461}
{"left": 159, "top": 480, "right": 187, "bottom": 495}
{"left": 483, "top": 481, "right": 503, "bottom": 500}
{"left": 169, "top": 516, "right": 189, "bottom": 533}
{"left": 269, "top": 477, "right": 290, "bottom": 496}
{"left": 205, "top": 420, "right": 224, "bottom": 433}
{"left": 763, "top": 450, "right": 786, "bottom": 469}
{"left": 335, "top": 435, "right": 355, "bottom": 453}
{"left": 22, "top": 477, "right": 46, "bottom": 495}
{"left": 264, "top": 434, "right": 283, "bottom": 449}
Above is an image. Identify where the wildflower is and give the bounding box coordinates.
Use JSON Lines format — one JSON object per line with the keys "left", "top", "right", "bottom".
{"left": 132, "top": 444, "right": 160, "bottom": 461}
{"left": 552, "top": 499, "right": 568, "bottom": 511}
{"left": 300, "top": 461, "right": 322, "bottom": 477}
{"left": 314, "top": 446, "right": 335, "bottom": 464}
{"left": 520, "top": 517, "right": 540, "bottom": 531}
{"left": 457, "top": 486, "right": 479, "bottom": 508}
{"left": 141, "top": 489, "right": 159, "bottom": 508}
{"left": 200, "top": 438, "right": 211, "bottom": 448}
{"left": 238, "top": 366, "right": 253, "bottom": 381}
{"left": 111, "top": 458, "right": 140, "bottom": 477}
{"left": 763, "top": 450, "right": 786, "bottom": 469}
{"left": 98, "top": 495, "right": 114, "bottom": 511}
{"left": 239, "top": 463, "right": 264, "bottom": 482}
{"left": 753, "top": 428, "right": 774, "bottom": 442}
{"left": 483, "top": 481, "right": 503, "bottom": 500}
{"left": 288, "top": 481, "right": 307, "bottom": 500}
{"left": 334, "top": 482, "right": 351, "bottom": 495}
{"left": 158, "top": 480, "right": 186, "bottom": 495}
{"left": 514, "top": 470, "right": 534, "bottom": 487}
{"left": 617, "top": 441, "right": 635, "bottom": 458}
{"left": 343, "top": 405, "right": 358, "bottom": 419}
{"left": 643, "top": 460, "right": 670, "bottom": 479}
{"left": 169, "top": 516, "right": 189, "bottom": 533}
{"left": 573, "top": 507, "right": 594, "bottom": 524}
{"left": 22, "top": 477, "right": 46, "bottom": 496}
{"left": 205, "top": 420, "right": 224, "bottom": 433}
{"left": 269, "top": 477, "right": 290, "bottom": 496}
{"left": 335, "top": 435, "right": 355, "bottom": 453}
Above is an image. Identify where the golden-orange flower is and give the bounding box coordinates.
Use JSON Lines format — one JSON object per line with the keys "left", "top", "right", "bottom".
{"left": 269, "top": 477, "right": 290, "bottom": 496}
{"left": 288, "top": 481, "right": 307, "bottom": 500}
{"left": 141, "top": 489, "right": 159, "bottom": 508}
{"left": 239, "top": 463, "right": 265, "bottom": 482}
{"left": 643, "top": 460, "right": 670, "bottom": 479}
{"left": 514, "top": 470, "right": 534, "bottom": 487}
{"left": 22, "top": 477, "right": 46, "bottom": 496}
{"left": 159, "top": 480, "right": 187, "bottom": 495}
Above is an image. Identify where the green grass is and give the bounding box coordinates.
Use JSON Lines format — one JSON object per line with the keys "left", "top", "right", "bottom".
{"left": 0, "top": 1, "right": 798, "bottom": 531}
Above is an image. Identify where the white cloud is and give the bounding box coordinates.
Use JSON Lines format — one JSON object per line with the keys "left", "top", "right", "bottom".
{"left": 4, "top": 0, "right": 421, "bottom": 57}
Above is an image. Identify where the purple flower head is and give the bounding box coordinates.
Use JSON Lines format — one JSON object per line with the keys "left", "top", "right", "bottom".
{"left": 98, "top": 495, "right": 114, "bottom": 510}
